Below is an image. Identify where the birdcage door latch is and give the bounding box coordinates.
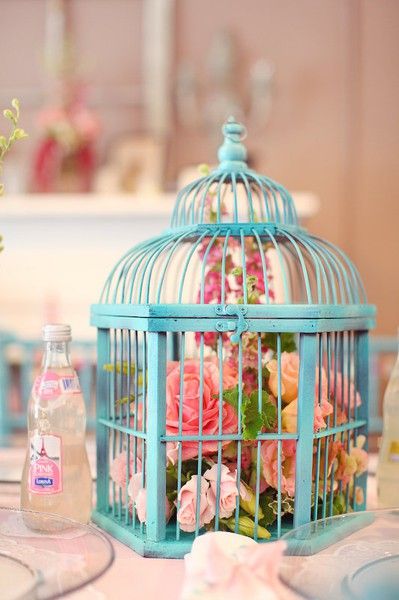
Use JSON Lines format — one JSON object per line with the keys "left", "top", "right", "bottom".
{"left": 215, "top": 305, "right": 248, "bottom": 343}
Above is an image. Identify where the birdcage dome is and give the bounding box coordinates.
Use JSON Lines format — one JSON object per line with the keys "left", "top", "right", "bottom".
{"left": 100, "top": 118, "right": 366, "bottom": 307}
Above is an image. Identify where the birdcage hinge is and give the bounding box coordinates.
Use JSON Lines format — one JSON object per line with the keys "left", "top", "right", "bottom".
{"left": 215, "top": 305, "right": 248, "bottom": 343}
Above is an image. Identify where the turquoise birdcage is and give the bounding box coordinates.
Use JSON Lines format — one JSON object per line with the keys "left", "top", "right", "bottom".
{"left": 91, "top": 118, "right": 375, "bottom": 558}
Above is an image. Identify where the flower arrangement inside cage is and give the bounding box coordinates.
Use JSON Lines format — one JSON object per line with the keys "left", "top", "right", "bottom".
{"left": 92, "top": 118, "right": 374, "bottom": 555}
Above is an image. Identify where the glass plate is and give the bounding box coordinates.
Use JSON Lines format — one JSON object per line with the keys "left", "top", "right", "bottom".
{"left": 0, "top": 507, "right": 114, "bottom": 599}
{"left": 279, "top": 509, "right": 399, "bottom": 600}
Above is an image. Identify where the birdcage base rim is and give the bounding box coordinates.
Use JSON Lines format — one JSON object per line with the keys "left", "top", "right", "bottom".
{"left": 91, "top": 510, "right": 296, "bottom": 558}
{"left": 92, "top": 510, "right": 193, "bottom": 558}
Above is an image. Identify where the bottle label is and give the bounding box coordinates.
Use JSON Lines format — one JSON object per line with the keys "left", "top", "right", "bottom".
{"left": 388, "top": 441, "right": 399, "bottom": 462}
{"left": 33, "top": 371, "right": 81, "bottom": 400}
{"left": 28, "top": 434, "right": 63, "bottom": 494}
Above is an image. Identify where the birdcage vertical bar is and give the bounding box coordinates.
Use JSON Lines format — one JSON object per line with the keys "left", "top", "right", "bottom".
{"left": 146, "top": 331, "right": 167, "bottom": 542}
{"left": 96, "top": 328, "right": 110, "bottom": 514}
{"left": 354, "top": 330, "right": 369, "bottom": 510}
{"left": 294, "top": 332, "right": 317, "bottom": 528}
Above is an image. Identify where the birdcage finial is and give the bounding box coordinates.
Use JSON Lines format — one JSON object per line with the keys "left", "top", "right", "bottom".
{"left": 217, "top": 116, "right": 248, "bottom": 171}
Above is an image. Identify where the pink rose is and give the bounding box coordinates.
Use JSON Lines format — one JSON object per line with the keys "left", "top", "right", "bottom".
{"left": 110, "top": 452, "right": 142, "bottom": 489}
{"left": 128, "top": 472, "right": 172, "bottom": 524}
{"left": 166, "top": 360, "right": 238, "bottom": 460}
{"left": 204, "top": 464, "right": 245, "bottom": 519}
{"left": 261, "top": 440, "right": 296, "bottom": 496}
{"left": 176, "top": 475, "right": 214, "bottom": 532}
{"left": 329, "top": 369, "right": 361, "bottom": 409}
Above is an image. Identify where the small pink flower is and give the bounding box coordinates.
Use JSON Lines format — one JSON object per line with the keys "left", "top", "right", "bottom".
{"left": 329, "top": 369, "right": 361, "bottom": 409}
{"left": 110, "top": 452, "right": 141, "bottom": 489}
{"left": 176, "top": 475, "right": 214, "bottom": 532}
{"left": 261, "top": 440, "right": 296, "bottom": 496}
{"left": 241, "top": 445, "right": 252, "bottom": 470}
{"left": 128, "top": 472, "right": 172, "bottom": 524}
{"left": 204, "top": 464, "right": 244, "bottom": 519}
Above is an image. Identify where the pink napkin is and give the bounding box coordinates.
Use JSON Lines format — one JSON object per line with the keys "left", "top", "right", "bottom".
{"left": 181, "top": 531, "right": 288, "bottom": 600}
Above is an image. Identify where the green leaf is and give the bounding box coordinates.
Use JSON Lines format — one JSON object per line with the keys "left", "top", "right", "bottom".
{"left": 223, "top": 386, "right": 276, "bottom": 440}
{"left": 262, "top": 396, "right": 277, "bottom": 430}
{"left": 258, "top": 490, "right": 278, "bottom": 527}
{"left": 11, "top": 98, "right": 19, "bottom": 117}
{"left": 0, "top": 136, "right": 7, "bottom": 149}
{"left": 231, "top": 266, "right": 243, "bottom": 276}
{"left": 3, "top": 109, "right": 16, "bottom": 124}
{"left": 12, "top": 128, "right": 28, "bottom": 140}
{"left": 332, "top": 492, "right": 346, "bottom": 515}
{"left": 262, "top": 332, "right": 297, "bottom": 354}
{"left": 222, "top": 386, "right": 239, "bottom": 411}
{"left": 242, "top": 391, "right": 265, "bottom": 440}
{"left": 116, "top": 394, "right": 135, "bottom": 405}
{"left": 103, "top": 361, "right": 136, "bottom": 376}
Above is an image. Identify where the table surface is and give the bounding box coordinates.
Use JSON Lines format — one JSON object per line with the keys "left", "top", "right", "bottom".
{"left": 0, "top": 449, "right": 378, "bottom": 600}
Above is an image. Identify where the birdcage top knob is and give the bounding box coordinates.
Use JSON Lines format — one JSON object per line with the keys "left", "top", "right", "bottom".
{"left": 217, "top": 116, "right": 248, "bottom": 170}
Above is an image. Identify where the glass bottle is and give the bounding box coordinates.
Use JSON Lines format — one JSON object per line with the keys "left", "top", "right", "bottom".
{"left": 21, "top": 324, "right": 92, "bottom": 527}
{"left": 377, "top": 333, "right": 399, "bottom": 507}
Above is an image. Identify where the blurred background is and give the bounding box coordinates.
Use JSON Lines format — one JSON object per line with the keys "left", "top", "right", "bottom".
{"left": 0, "top": 0, "right": 398, "bottom": 445}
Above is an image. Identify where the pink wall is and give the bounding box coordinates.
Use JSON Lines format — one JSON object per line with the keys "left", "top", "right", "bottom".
{"left": 0, "top": 0, "right": 398, "bottom": 332}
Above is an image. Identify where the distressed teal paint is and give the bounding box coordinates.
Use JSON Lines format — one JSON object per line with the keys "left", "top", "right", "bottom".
{"left": 91, "top": 118, "right": 375, "bottom": 558}
{"left": 294, "top": 334, "right": 318, "bottom": 528}
{"left": 146, "top": 332, "right": 167, "bottom": 541}
{"left": 96, "top": 329, "right": 110, "bottom": 514}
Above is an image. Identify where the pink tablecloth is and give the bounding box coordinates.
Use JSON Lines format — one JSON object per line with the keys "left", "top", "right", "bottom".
{"left": 0, "top": 449, "right": 378, "bottom": 600}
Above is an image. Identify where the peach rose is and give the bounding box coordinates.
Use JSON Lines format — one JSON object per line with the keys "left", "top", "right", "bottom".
{"left": 350, "top": 446, "right": 368, "bottom": 475}
{"left": 128, "top": 472, "right": 172, "bottom": 524}
{"left": 261, "top": 440, "right": 296, "bottom": 496}
{"left": 204, "top": 464, "right": 248, "bottom": 519}
{"left": 176, "top": 475, "right": 214, "bottom": 532}
{"left": 355, "top": 486, "right": 365, "bottom": 505}
{"left": 166, "top": 360, "right": 238, "bottom": 460}
{"left": 267, "top": 352, "right": 299, "bottom": 403}
{"left": 281, "top": 396, "right": 333, "bottom": 433}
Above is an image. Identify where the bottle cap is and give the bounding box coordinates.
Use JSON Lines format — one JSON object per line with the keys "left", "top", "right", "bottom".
{"left": 42, "top": 324, "right": 72, "bottom": 342}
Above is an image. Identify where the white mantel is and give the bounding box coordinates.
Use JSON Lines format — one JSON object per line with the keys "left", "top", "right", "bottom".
{"left": 0, "top": 192, "right": 319, "bottom": 340}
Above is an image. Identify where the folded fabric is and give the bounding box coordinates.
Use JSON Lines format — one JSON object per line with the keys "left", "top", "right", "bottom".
{"left": 181, "top": 531, "right": 287, "bottom": 600}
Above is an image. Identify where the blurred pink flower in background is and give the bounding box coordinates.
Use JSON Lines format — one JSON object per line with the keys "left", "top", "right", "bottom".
{"left": 329, "top": 369, "right": 361, "bottom": 409}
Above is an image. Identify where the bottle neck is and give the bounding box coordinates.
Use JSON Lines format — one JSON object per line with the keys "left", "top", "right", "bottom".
{"left": 42, "top": 341, "right": 72, "bottom": 370}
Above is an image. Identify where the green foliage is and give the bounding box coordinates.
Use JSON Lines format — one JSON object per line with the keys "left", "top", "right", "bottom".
{"left": 263, "top": 332, "right": 297, "bottom": 354}
{"left": 221, "top": 514, "right": 271, "bottom": 539}
{"left": 103, "top": 361, "right": 137, "bottom": 376}
{"left": 223, "top": 385, "right": 276, "bottom": 440}
{"left": 258, "top": 489, "right": 278, "bottom": 527}
{"left": 332, "top": 492, "right": 347, "bottom": 515}
{"left": 0, "top": 98, "right": 28, "bottom": 199}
